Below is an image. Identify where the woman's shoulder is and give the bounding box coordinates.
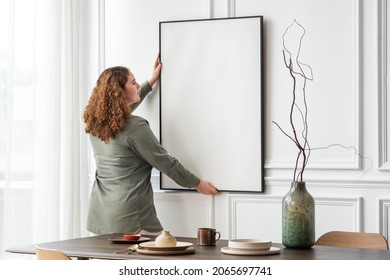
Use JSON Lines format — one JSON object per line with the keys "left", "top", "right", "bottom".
{"left": 117, "top": 115, "right": 149, "bottom": 139}
{"left": 127, "top": 115, "right": 149, "bottom": 128}
{"left": 113, "top": 115, "right": 152, "bottom": 145}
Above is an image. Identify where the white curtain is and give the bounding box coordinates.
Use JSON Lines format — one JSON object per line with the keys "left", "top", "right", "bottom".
{"left": 0, "top": 0, "right": 94, "bottom": 259}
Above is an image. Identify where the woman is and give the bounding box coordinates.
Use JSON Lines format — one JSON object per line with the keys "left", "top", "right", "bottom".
{"left": 83, "top": 55, "right": 218, "bottom": 235}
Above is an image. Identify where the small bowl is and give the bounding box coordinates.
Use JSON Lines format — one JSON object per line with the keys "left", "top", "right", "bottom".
{"left": 228, "top": 239, "right": 272, "bottom": 251}
{"left": 123, "top": 234, "right": 141, "bottom": 241}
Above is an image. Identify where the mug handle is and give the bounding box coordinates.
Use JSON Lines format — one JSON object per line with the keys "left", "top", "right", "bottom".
{"left": 215, "top": 231, "right": 221, "bottom": 241}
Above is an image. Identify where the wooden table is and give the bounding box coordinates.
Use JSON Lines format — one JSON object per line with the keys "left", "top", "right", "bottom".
{"left": 6, "top": 233, "right": 390, "bottom": 260}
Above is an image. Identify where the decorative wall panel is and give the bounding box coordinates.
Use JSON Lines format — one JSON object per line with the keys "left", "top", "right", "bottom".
{"left": 228, "top": 194, "right": 362, "bottom": 242}
{"left": 379, "top": 0, "right": 390, "bottom": 170}
{"left": 379, "top": 199, "right": 390, "bottom": 241}
{"left": 236, "top": 0, "right": 362, "bottom": 170}
{"left": 154, "top": 192, "right": 213, "bottom": 237}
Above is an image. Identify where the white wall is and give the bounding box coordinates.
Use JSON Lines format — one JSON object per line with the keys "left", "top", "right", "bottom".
{"left": 103, "top": 0, "right": 390, "bottom": 242}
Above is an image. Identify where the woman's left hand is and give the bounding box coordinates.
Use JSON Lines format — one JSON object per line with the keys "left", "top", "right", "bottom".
{"left": 148, "top": 53, "right": 162, "bottom": 86}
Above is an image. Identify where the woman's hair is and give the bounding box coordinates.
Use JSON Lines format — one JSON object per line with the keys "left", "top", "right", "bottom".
{"left": 83, "top": 66, "right": 131, "bottom": 143}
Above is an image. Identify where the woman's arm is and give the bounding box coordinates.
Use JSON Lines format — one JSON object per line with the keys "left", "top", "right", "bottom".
{"left": 131, "top": 54, "right": 162, "bottom": 112}
{"left": 130, "top": 81, "right": 152, "bottom": 112}
{"left": 127, "top": 118, "right": 218, "bottom": 195}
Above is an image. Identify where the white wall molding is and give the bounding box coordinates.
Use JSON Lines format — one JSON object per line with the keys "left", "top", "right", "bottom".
{"left": 228, "top": 195, "right": 282, "bottom": 239}
{"left": 155, "top": 176, "right": 390, "bottom": 192}
{"left": 379, "top": 199, "right": 390, "bottom": 241}
{"left": 379, "top": 0, "right": 390, "bottom": 170}
{"left": 265, "top": 177, "right": 390, "bottom": 190}
{"left": 98, "top": 0, "right": 105, "bottom": 72}
{"left": 228, "top": 194, "right": 362, "bottom": 240}
{"left": 154, "top": 191, "right": 215, "bottom": 232}
{"left": 315, "top": 196, "right": 363, "bottom": 233}
{"left": 264, "top": 0, "right": 362, "bottom": 171}
{"left": 354, "top": 0, "right": 363, "bottom": 171}
{"left": 206, "top": 0, "right": 213, "bottom": 19}
{"left": 227, "top": 0, "right": 236, "bottom": 18}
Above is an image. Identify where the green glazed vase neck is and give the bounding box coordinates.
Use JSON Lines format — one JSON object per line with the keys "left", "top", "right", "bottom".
{"left": 291, "top": 181, "right": 306, "bottom": 189}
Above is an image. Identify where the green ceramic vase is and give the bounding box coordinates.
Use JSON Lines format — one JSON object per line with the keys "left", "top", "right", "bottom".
{"left": 282, "top": 181, "right": 315, "bottom": 248}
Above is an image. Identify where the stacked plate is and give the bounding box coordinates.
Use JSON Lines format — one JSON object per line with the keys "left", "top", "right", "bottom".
{"left": 136, "top": 241, "right": 195, "bottom": 255}
{"left": 221, "top": 239, "right": 281, "bottom": 256}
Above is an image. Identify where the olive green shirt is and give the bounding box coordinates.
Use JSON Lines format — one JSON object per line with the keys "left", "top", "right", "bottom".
{"left": 87, "top": 82, "right": 200, "bottom": 234}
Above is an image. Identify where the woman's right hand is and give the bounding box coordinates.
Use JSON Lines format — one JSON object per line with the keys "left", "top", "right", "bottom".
{"left": 196, "top": 180, "right": 219, "bottom": 195}
{"left": 148, "top": 53, "right": 162, "bottom": 86}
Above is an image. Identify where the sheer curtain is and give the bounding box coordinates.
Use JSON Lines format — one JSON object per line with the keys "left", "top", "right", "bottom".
{"left": 0, "top": 0, "right": 95, "bottom": 259}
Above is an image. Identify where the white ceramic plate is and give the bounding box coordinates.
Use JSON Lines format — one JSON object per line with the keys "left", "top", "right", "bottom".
{"left": 138, "top": 241, "right": 193, "bottom": 251}
{"left": 221, "top": 246, "right": 282, "bottom": 256}
{"left": 228, "top": 239, "right": 272, "bottom": 250}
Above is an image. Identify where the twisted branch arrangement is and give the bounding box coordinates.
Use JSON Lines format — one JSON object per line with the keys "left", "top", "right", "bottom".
{"left": 273, "top": 20, "right": 373, "bottom": 181}
{"left": 272, "top": 20, "right": 313, "bottom": 182}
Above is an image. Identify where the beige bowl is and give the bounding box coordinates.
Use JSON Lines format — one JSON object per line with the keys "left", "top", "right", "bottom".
{"left": 228, "top": 239, "right": 272, "bottom": 251}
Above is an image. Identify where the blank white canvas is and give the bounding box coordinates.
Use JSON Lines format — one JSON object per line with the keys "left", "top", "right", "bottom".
{"left": 159, "top": 17, "right": 263, "bottom": 192}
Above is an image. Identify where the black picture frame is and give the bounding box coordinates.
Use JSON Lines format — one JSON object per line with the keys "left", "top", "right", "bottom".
{"left": 159, "top": 16, "right": 264, "bottom": 193}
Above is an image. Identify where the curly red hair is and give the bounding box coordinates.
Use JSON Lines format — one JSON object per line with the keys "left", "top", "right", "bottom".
{"left": 83, "top": 66, "right": 131, "bottom": 143}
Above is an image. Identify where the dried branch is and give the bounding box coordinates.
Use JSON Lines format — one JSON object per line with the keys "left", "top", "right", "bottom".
{"left": 274, "top": 20, "right": 371, "bottom": 181}
{"left": 308, "top": 144, "right": 373, "bottom": 178}
{"left": 273, "top": 20, "right": 312, "bottom": 182}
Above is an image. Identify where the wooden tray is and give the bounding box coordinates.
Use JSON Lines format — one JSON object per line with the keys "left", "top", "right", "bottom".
{"left": 137, "top": 246, "right": 195, "bottom": 255}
